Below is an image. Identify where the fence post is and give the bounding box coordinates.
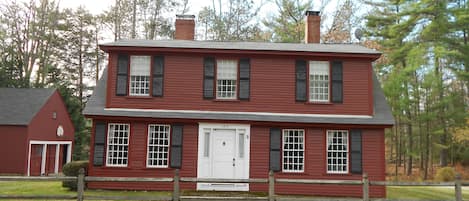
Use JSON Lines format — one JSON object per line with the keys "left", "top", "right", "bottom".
{"left": 77, "top": 168, "right": 85, "bottom": 201}
{"left": 268, "top": 170, "right": 275, "bottom": 201}
{"left": 455, "top": 173, "right": 462, "bottom": 201}
{"left": 173, "top": 169, "right": 180, "bottom": 201}
{"left": 362, "top": 173, "right": 369, "bottom": 201}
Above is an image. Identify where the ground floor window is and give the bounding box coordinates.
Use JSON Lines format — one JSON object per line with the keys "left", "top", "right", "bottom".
{"left": 282, "top": 129, "right": 304, "bottom": 172}
{"left": 327, "top": 130, "right": 349, "bottom": 173}
{"left": 106, "top": 123, "right": 130, "bottom": 166}
{"left": 147, "top": 124, "right": 170, "bottom": 168}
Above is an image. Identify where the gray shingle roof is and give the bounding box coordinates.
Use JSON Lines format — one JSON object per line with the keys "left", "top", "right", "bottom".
{"left": 0, "top": 88, "right": 55, "bottom": 125}
{"left": 84, "top": 69, "right": 394, "bottom": 126}
{"left": 100, "top": 39, "right": 381, "bottom": 55}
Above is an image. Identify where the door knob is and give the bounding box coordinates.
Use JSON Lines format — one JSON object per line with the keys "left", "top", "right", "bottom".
{"left": 233, "top": 158, "right": 235, "bottom": 166}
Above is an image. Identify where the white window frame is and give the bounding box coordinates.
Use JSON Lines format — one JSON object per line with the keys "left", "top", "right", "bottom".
{"left": 129, "top": 55, "right": 151, "bottom": 96}
{"left": 216, "top": 59, "right": 238, "bottom": 99}
{"left": 146, "top": 124, "right": 171, "bottom": 168}
{"left": 309, "top": 61, "right": 330, "bottom": 102}
{"left": 326, "top": 130, "right": 349, "bottom": 174}
{"left": 106, "top": 123, "right": 130, "bottom": 167}
{"left": 282, "top": 129, "right": 305, "bottom": 173}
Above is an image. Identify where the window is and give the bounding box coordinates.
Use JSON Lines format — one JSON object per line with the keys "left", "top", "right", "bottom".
{"left": 106, "top": 123, "right": 130, "bottom": 166}
{"left": 309, "top": 61, "right": 329, "bottom": 102}
{"left": 216, "top": 60, "right": 237, "bottom": 99}
{"left": 282, "top": 129, "right": 304, "bottom": 172}
{"left": 129, "top": 56, "right": 151, "bottom": 96}
{"left": 327, "top": 130, "right": 349, "bottom": 174}
{"left": 147, "top": 124, "right": 170, "bottom": 168}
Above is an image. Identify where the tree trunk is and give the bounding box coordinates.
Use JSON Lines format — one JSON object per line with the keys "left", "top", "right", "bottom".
{"left": 131, "top": 0, "right": 136, "bottom": 39}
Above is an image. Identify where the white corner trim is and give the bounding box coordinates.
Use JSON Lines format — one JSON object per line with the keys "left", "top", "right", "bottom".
{"left": 104, "top": 108, "right": 373, "bottom": 119}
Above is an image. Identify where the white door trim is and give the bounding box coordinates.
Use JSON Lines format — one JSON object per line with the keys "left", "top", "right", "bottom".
{"left": 27, "top": 140, "right": 72, "bottom": 176}
{"left": 197, "top": 123, "right": 250, "bottom": 191}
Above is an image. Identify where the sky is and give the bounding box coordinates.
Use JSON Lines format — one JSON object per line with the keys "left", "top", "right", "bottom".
{"left": 56, "top": 0, "right": 341, "bottom": 15}
{"left": 56, "top": 0, "right": 340, "bottom": 19}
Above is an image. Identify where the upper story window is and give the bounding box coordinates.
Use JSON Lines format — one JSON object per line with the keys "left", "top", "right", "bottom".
{"left": 129, "top": 56, "right": 151, "bottom": 96}
{"left": 296, "top": 60, "right": 342, "bottom": 103}
{"left": 282, "top": 129, "right": 304, "bottom": 173}
{"left": 203, "top": 58, "right": 250, "bottom": 100}
{"left": 216, "top": 60, "right": 238, "bottom": 99}
{"left": 326, "top": 130, "right": 349, "bottom": 174}
{"left": 106, "top": 123, "right": 130, "bottom": 167}
{"left": 309, "top": 61, "right": 330, "bottom": 102}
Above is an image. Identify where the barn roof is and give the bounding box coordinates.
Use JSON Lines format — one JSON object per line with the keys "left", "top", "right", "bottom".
{"left": 100, "top": 39, "right": 381, "bottom": 56}
{"left": 0, "top": 88, "right": 55, "bottom": 125}
{"left": 84, "top": 69, "right": 394, "bottom": 126}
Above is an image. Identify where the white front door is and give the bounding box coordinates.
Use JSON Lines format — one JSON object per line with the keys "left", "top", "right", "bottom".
{"left": 197, "top": 123, "right": 250, "bottom": 191}
{"left": 212, "top": 129, "right": 236, "bottom": 179}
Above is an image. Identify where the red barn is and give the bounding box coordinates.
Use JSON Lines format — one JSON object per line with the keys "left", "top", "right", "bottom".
{"left": 84, "top": 12, "right": 394, "bottom": 198}
{"left": 0, "top": 88, "right": 74, "bottom": 176}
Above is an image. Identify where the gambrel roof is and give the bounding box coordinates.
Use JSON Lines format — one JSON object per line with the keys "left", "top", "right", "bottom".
{"left": 0, "top": 88, "right": 55, "bottom": 125}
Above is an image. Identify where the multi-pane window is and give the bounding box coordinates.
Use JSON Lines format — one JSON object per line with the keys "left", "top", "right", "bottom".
{"left": 309, "top": 61, "right": 329, "bottom": 102}
{"left": 327, "top": 130, "right": 349, "bottom": 173}
{"left": 216, "top": 60, "right": 237, "bottom": 99}
{"left": 147, "top": 124, "right": 170, "bottom": 168}
{"left": 282, "top": 129, "right": 304, "bottom": 172}
{"left": 106, "top": 123, "right": 130, "bottom": 166}
{"left": 129, "top": 56, "right": 151, "bottom": 96}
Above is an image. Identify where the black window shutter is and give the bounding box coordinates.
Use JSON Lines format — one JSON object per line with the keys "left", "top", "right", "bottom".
{"left": 170, "top": 124, "right": 184, "bottom": 168}
{"left": 270, "top": 128, "right": 281, "bottom": 172}
{"left": 152, "top": 56, "right": 164, "bottom": 97}
{"left": 331, "top": 61, "right": 343, "bottom": 103}
{"left": 116, "top": 54, "right": 129, "bottom": 96}
{"left": 203, "top": 57, "right": 215, "bottom": 99}
{"left": 93, "top": 122, "right": 106, "bottom": 166}
{"left": 295, "top": 60, "right": 307, "bottom": 102}
{"left": 239, "top": 58, "right": 250, "bottom": 100}
{"left": 350, "top": 129, "right": 362, "bottom": 174}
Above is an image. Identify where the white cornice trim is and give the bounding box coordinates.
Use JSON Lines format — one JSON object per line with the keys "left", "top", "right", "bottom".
{"left": 103, "top": 108, "right": 373, "bottom": 119}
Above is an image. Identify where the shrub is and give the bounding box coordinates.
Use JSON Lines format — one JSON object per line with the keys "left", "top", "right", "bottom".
{"left": 435, "top": 167, "right": 456, "bottom": 182}
{"left": 62, "top": 161, "right": 88, "bottom": 190}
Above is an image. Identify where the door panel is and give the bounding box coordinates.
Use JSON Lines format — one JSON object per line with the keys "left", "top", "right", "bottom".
{"left": 30, "top": 145, "right": 42, "bottom": 176}
{"left": 212, "top": 129, "right": 236, "bottom": 179}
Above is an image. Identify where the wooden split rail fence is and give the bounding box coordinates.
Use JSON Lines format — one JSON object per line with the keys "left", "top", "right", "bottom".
{"left": 0, "top": 169, "right": 467, "bottom": 201}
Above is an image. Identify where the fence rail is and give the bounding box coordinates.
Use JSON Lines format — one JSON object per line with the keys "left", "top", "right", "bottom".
{"left": 0, "top": 169, "right": 465, "bottom": 201}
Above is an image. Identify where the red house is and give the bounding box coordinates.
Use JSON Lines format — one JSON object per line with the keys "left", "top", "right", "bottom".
{"left": 84, "top": 12, "right": 394, "bottom": 198}
{"left": 0, "top": 88, "right": 74, "bottom": 176}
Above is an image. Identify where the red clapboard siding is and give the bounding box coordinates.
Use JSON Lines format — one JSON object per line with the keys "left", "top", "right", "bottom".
{"left": 106, "top": 53, "right": 372, "bottom": 116}
{"left": 28, "top": 91, "right": 74, "bottom": 142}
{"left": 0, "top": 126, "right": 28, "bottom": 174}
{"left": 88, "top": 118, "right": 385, "bottom": 198}
{"left": 87, "top": 121, "right": 198, "bottom": 190}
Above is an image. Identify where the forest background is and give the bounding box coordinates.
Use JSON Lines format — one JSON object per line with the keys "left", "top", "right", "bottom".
{"left": 0, "top": 0, "right": 468, "bottom": 181}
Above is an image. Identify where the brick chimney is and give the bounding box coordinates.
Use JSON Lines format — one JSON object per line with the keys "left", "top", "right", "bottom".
{"left": 304, "top": 11, "right": 320, "bottom": 43}
{"left": 175, "top": 14, "right": 195, "bottom": 40}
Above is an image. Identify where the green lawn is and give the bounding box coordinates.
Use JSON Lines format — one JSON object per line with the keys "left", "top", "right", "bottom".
{"left": 387, "top": 186, "right": 469, "bottom": 200}
{"left": 0, "top": 181, "right": 170, "bottom": 200}
{"left": 0, "top": 181, "right": 468, "bottom": 200}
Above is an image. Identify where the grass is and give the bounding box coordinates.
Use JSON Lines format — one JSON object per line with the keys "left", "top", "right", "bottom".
{"left": 387, "top": 186, "right": 469, "bottom": 200}
{"left": 0, "top": 181, "right": 170, "bottom": 200}
{"left": 0, "top": 181, "right": 468, "bottom": 200}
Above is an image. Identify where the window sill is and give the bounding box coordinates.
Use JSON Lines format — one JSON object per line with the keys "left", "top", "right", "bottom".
{"left": 277, "top": 171, "right": 308, "bottom": 176}
{"left": 323, "top": 172, "right": 355, "bottom": 176}
{"left": 100, "top": 166, "right": 131, "bottom": 169}
{"left": 213, "top": 99, "right": 241, "bottom": 102}
{"left": 305, "top": 102, "right": 333, "bottom": 105}
{"left": 125, "top": 96, "right": 153, "bottom": 99}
